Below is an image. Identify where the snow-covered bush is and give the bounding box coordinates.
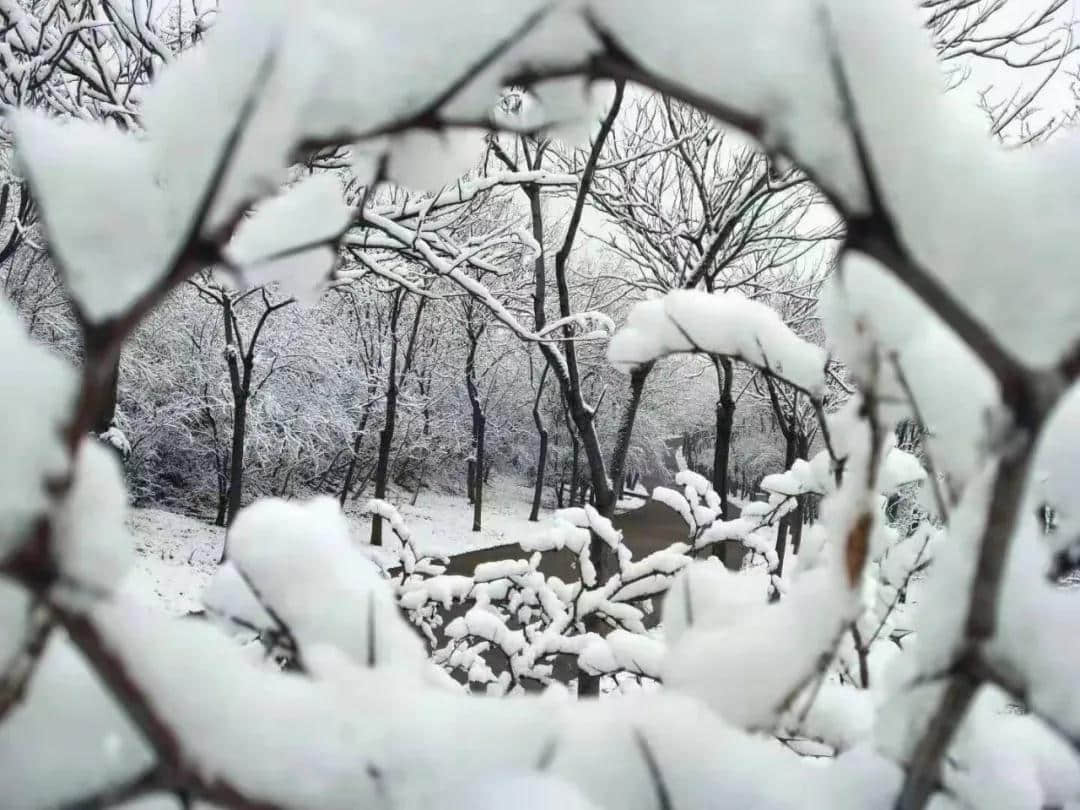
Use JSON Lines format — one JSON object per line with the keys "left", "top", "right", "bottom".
{"left": 3, "top": 2, "right": 1080, "bottom": 810}
{"left": 372, "top": 498, "right": 686, "bottom": 693}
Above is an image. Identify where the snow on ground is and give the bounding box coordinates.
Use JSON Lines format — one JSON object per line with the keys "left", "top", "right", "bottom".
{"left": 613, "top": 482, "right": 649, "bottom": 514}
{"left": 121, "top": 507, "right": 223, "bottom": 615}
{"left": 344, "top": 477, "right": 559, "bottom": 565}
{"left": 122, "top": 477, "right": 555, "bottom": 614}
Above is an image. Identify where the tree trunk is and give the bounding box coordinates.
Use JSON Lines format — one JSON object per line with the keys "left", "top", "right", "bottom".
{"left": 370, "top": 292, "right": 427, "bottom": 546}
{"left": 770, "top": 433, "right": 799, "bottom": 601}
{"left": 91, "top": 351, "right": 121, "bottom": 435}
{"left": 411, "top": 458, "right": 427, "bottom": 507}
{"left": 791, "top": 433, "right": 810, "bottom": 555}
{"left": 609, "top": 362, "right": 652, "bottom": 503}
{"left": 224, "top": 393, "right": 248, "bottom": 527}
{"left": 569, "top": 435, "right": 581, "bottom": 508}
{"left": 411, "top": 383, "right": 433, "bottom": 508}
{"left": 221, "top": 294, "right": 248, "bottom": 531}
{"left": 711, "top": 357, "right": 735, "bottom": 519}
{"left": 530, "top": 422, "right": 549, "bottom": 521}
{"left": 464, "top": 318, "right": 485, "bottom": 530}
{"left": 473, "top": 414, "right": 485, "bottom": 532}
{"left": 370, "top": 406, "right": 396, "bottom": 547}
{"left": 213, "top": 451, "right": 228, "bottom": 528}
{"left": 339, "top": 402, "right": 373, "bottom": 507}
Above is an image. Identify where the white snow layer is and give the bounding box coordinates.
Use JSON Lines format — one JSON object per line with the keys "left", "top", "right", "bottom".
{"left": 0, "top": 298, "right": 76, "bottom": 560}
{"left": 609, "top": 290, "right": 826, "bottom": 396}
{"left": 226, "top": 496, "right": 426, "bottom": 668}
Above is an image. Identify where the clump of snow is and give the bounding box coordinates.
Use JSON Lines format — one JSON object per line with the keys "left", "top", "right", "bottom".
{"left": 98, "top": 426, "right": 131, "bottom": 458}
{"left": 383, "top": 127, "right": 487, "bottom": 192}
{"left": 203, "top": 560, "right": 274, "bottom": 632}
{"left": 608, "top": 290, "right": 826, "bottom": 395}
{"left": 822, "top": 247, "right": 999, "bottom": 490}
{"left": 0, "top": 579, "right": 32, "bottom": 671}
{"left": 664, "top": 564, "right": 853, "bottom": 729}
{"left": 12, "top": 112, "right": 182, "bottom": 322}
{"left": 422, "top": 770, "right": 602, "bottom": 810}
{"left": 652, "top": 486, "right": 694, "bottom": 530}
{"left": 52, "top": 440, "right": 132, "bottom": 596}
{"left": 662, "top": 559, "right": 770, "bottom": 647}
{"left": 1028, "top": 382, "right": 1080, "bottom": 550}
{"left": 579, "top": 630, "right": 664, "bottom": 679}
{"left": 0, "top": 631, "right": 154, "bottom": 809}
{"left": 228, "top": 495, "right": 426, "bottom": 669}
{"left": 0, "top": 298, "right": 76, "bottom": 560}
{"left": 589, "top": 0, "right": 863, "bottom": 207}
{"left": 798, "top": 682, "right": 874, "bottom": 751}
{"left": 226, "top": 173, "right": 351, "bottom": 303}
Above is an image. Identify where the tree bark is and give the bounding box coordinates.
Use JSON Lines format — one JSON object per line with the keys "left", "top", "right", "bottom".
{"left": 225, "top": 392, "right": 248, "bottom": 528}
{"left": 371, "top": 292, "right": 427, "bottom": 547}
{"left": 464, "top": 317, "right": 486, "bottom": 531}
{"left": 91, "top": 352, "right": 121, "bottom": 435}
{"left": 568, "top": 432, "right": 581, "bottom": 508}
{"left": 791, "top": 432, "right": 810, "bottom": 554}
{"left": 339, "top": 401, "right": 373, "bottom": 507}
{"left": 529, "top": 364, "right": 550, "bottom": 522}
{"left": 221, "top": 295, "right": 246, "bottom": 529}
{"left": 765, "top": 377, "right": 799, "bottom": 600}
{"left": 609, "top": 362, "right": 653, "bottom": 504}
{"left": 370, "top": 294, "right": 404, "bottom": 548}
{"left": 473, "top": 414, "right": 485, "bottom": 532}
{"left": 711, "top": 357, "right": 735, "bottom": 518}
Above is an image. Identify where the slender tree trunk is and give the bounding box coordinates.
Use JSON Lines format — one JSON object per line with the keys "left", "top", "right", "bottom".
{"left": 370, "top": 292, "right": 427, "bottom": 547}
{"left": 770, "top": 433, "right": 799, "bottom": 601}
{"left": 91, "top": 352, "right": 121, "bottom": 435}
{"left": 473, "top": 414, "right": 485, "bottom": 532}
{"left": 791, "top": 433, "right": 810, "bottom": 555}
{"left": 569, "top": 434, "right": 580, "bottom": 507}
{"left": 339, "top": 402, "right": 373, "bottom": 507}
{"left": 711, "top": 357, "right": 735, "bottom": 518}
{"left": 225, "top": 393, "right": 248, "bottom": 527}
{"left": 609, "top": 362, "right": 653, "bottom": 504}
{"left": 83, "top": 321, "right": 124, "bottom": 460}
{"left": 221, "top": 295, "right": 249, "bottom": 530}
{"left": 411, "top": 458, "right": 427, "bottom": 507}
{"left": 411, "top": 384, "right": 433, "bottom": 507}
{"left": 370, "top": 409, "right": 395, "bottom": 546}
{"left": 529, "top": 370, "right": 549, "bottom": 522}
{"left": 213, "top": 447, "right": 228, "bottom": 528}
{"left": 464, "top": 319, "right": 486, "bottom": 530}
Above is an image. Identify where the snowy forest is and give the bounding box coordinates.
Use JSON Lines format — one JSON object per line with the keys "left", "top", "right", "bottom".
{"left": 3, "top": 0, "right": 1080, "bottom": 808}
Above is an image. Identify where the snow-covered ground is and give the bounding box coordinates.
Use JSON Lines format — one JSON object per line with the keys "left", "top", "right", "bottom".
{"left": 120, "top": 507, "right": 223, "bottom": 615}
{"left": 343, "top": 477, "right": 559, "bottom": 558}
{"left": 121, "top": 477, "right": 557, "bottom": 615}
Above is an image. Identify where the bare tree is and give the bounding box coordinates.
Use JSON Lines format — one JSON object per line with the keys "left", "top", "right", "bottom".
{"left": 188, "top": 279, "right": 293, "bottom": 532}
{"left": 369, "top": 288, "right": 428, "bottom": 546}
{"left": 922, "top": 0, "right": 1079, "bottom": 141}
